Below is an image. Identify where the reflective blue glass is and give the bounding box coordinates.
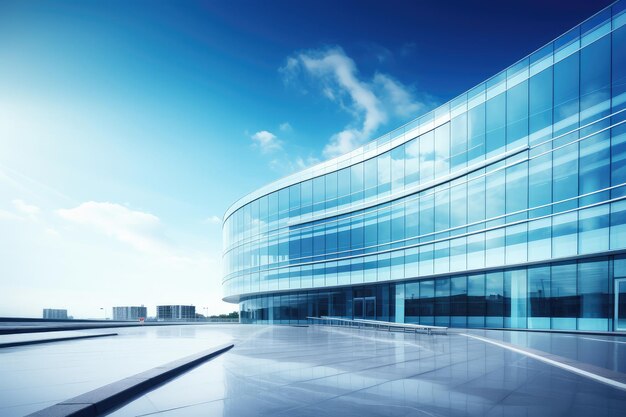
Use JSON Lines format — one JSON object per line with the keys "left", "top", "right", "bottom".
{"left": 226, "top": 2, "right": 626, "bottom": 331}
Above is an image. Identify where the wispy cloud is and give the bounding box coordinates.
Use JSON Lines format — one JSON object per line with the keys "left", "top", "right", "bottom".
{"left": 12, "top": 199, "right": 40, "bottom": 216}
{"left": 57, "top": 201, "right": 167, "bottom": 255}
{"left": 251, "top": 130, "right": 282, "bottom": 153}
{"left": 0, "top": 208, "right": 22, "bottom": 221}
{"left": 269, "top": 154, "right": 321, "bottom": 174}
{"left": 203, "top": 215, "right": 221, "bottom": 225}
{"left": 279, "top": 122, "right": 292, "bottom": 132}
{"left": 280, "top": 46, "right": 433, "bottom": 159}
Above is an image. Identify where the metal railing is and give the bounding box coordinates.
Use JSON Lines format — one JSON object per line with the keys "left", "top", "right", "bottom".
{"left": 307, "top": 316, "right": 447, "bottom": 335}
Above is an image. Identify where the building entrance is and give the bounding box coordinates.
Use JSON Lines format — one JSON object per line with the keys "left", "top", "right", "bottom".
{"left": 354, "top": 297, "right": 376, "bottom": 320}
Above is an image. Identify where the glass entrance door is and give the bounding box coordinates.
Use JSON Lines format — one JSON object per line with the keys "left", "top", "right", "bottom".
{"left": 616, "top": 279, "right": 626, "bottom": 331}
{"left": 364, "top": 297, "right": 376, "bottom": 320}
{"left": 354, "top": 298, "right": 363, "bottom": 319}
{"left": 354, "top": 297, "right": 376, "bottom": 320}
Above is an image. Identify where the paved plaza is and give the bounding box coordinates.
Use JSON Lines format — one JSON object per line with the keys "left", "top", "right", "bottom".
{"left": 1, "top": 324, "right": 625, "bottom": 416}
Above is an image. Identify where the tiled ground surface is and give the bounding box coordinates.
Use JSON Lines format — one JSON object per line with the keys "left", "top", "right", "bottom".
{"left": 110, "top": 325, "right": 626, "bottom": 417}
{"left": 2, "top": 324, "right": 626, "bottom": 416}
{"left": 0, "top": 325, "right": 234, "bottom": 416}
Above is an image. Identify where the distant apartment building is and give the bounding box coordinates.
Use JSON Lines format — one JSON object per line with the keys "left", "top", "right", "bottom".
{"left": 112, "top": 306, "right": 147, "bottom": 321}
{"left": 42, "top": 309, "right": 68, "bottom": 320}
{"left": 156, "top": 305, "right": 196, "bottom": 321}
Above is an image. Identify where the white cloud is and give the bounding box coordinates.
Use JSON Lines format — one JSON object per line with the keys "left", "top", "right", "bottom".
{"left": 0, "top": 208, "right": 22, "bottom": 221}
{"left": 57, "top": 201, "right": 167, "bottom": 254}
{"left": 251, "top": 130, "right": 282, "bottom": 153}
{"left": 280, "top": 46, "right": 432, "bottom": 159}
{"left": 373, "top": 73, "right": 425, "bottom": 118}
{"left": 12, "top": 199, "right": 40, "bottom": 216}
{"left": 279, "top": 122, "right": 293, "bottom": 132}
{"left": 203, "top": 215, "right": 222, "bottom": 225}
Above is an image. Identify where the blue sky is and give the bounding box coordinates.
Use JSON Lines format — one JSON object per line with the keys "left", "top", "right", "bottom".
{"left": 0, "top": 0, "right": 611, "bottom": 318}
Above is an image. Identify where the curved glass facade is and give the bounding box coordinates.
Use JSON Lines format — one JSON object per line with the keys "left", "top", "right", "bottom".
{"left": 223, "top": 1, "right": 626, "bottom": 331}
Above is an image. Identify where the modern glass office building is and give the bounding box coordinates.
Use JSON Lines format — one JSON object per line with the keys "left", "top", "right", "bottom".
{"left": 223, "top": 1, "right": 626, "bottom": 332}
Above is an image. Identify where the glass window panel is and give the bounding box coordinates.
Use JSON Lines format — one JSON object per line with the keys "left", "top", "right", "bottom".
{"left": 363, "top": 255, "right": 377, "bottom": 283}
{"left": 530, "top": 43, "right": 553, "bottom": 76}
{"left": 528, "top": 218, "right": 552, "bottom": 261}
{"left": 552, "top": 143, "right": 579, "bottom": 207}
{"left": 351, "top": 257, "right": 364, "bottom": 284}
{"left": 450, "top": 276, "right": 467, "bottom": 323}
{"left": 551, "top": 262, "right": 578, "bottom": 329}
{"left": 405, "top": 247, "right": 419, "bottom": 278}
{"left": 420, "top": 192, "right": 435, "bottom": 236}
{"left": 450, "top": 113, "right": 468, "bottom": 170}
{"left": 405, "top": 139, "right": 420, "bottom": 187}
{"left": 529, "top": 67, "right": 553, "bottom": 145}
{"left": 350, "top": 214, "right": 364, "bottom": 251}
{"left": 553, "top": 52, "right": 580, "bottom": 136}
{"left": 390, "top": 249, "right": 404, "bottom": 280}
{"left": 505, "top": 223, "right": 527, "bottom": 264}
{"left": 364, "top": 158, "right": 377, "bottom": 202}
{"left": 435, "top": 278, "right": 450, "bottom": 325}
{"left": 485, "top": 228, "right": 505, "bottom": 267}
{"left": 300, "top": 180, "right": 313, "bottom": 219}
{"left": 405, "top": 198, "right": 419, "bottom": 239}
{"left": 486, "top": 169, "right": 505, "bottom": 220}
{"left": 419, "top": 131, "right": 435, "bottom": 183}
{"left": 506, "top": 80, "right": 529, "bottom": 149}
{"left": 313, "top": 176, "right": 325, "bottom": 214}
{"left": 611, "top": 200, "right": 626, "bottom": 250}
{"left": 391, "top": 202, "right": 405, "bottom": 244}
{"left": 612, "top": 124, "right": 626, "bottom": 201}
{"left": 613, "top": 25, "right": 626, "bottom": 114}
{"left": 486, "top": 93, "right": 506, "bottom": 157}
{"left": 350, "top": 163, "right": 364, "bottom": 205}
{"left": 554, "top": 26, "right": 580, "bottom": 62}
{"left": 378, "top": 152, "right": 392, "bottom": 197}
{"left": 378, "top": 205, "right": 391, "bottom": 246}
{"left": 289, "top": 183, "right": 301, "bottom": 220}
{"left": 405, "top": 282, "right": 419, "bottom": 323}
{"left": 450, "top": 182, "right": 467, "bottom": 228}
{"left": 506, "top": 162, "right": 528, "bottom": 216}
{"left": 485, "top": 271, "right": 504, "bottom": 327}
{"left": 419, "top": 280, "right": 435, "bottom": 324}
{"left": 528, "top": 153, "right": 552, "bottom": 213}
{"left": 391, "top": 144, "right": 405, "bottom": 194}
{"left": 325, "top": 172, "right": 338, "bottom": 212}
{"left": 578, "top": 205, "right": 610, "bottom": 254}
{"left": 450, "top": 236, "right": 467, "bottom": 272}
{"left": 528, "top": 266, "right": 551, "bottom": 329}
{"left": 504, "top": 269, "right": 527, "bottom": 328}
{"left": 337, "top": 168, "right": 351, "bottom": 210}
{"left": 578, "top": 259, "right": 609, "bottom": 331}
{"left": 468, "top": 103, "right": 486, "bottom": 164}
{"left": 434, "top": 187, "right": 450, "bottom": 233}
{"left": 467, "top": 175, "right": 486, "bottom": 223}
{"left": 419, "top": 243, "right": 434, "bottom": 276}
{"left": 434, "top": 123, "right": 450, "bottom": 177}
{"left": 467, "top": 273, "right": 486, "bottom": 324}
{"left": 467, "top": 233, "right": 485, "bottom": 270}
{"left": 580, "top": 35, "right": 611, "bottom": 127}
{"left": 363, "top": 209, "right": 378, "bottom": 248}
{"left": 552, "top": 211, "right": 578, "bottom": 258}
{"left": 433, "top": 240, "right": 449, "bottom": 274}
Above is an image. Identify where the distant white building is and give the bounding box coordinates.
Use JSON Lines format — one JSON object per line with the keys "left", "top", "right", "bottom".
{"left": 112, "top": 306, "right": 147, "bottom": 321}
{"left": 43, "top": 308, "right": 68, "bottom": 320}
{"left": 156, "top": 305, "right": 195, "bottom": 321}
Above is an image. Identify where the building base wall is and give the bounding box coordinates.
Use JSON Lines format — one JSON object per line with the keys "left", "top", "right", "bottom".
{"left": 240, "top": 254, "right": 626, "bottom": 332}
